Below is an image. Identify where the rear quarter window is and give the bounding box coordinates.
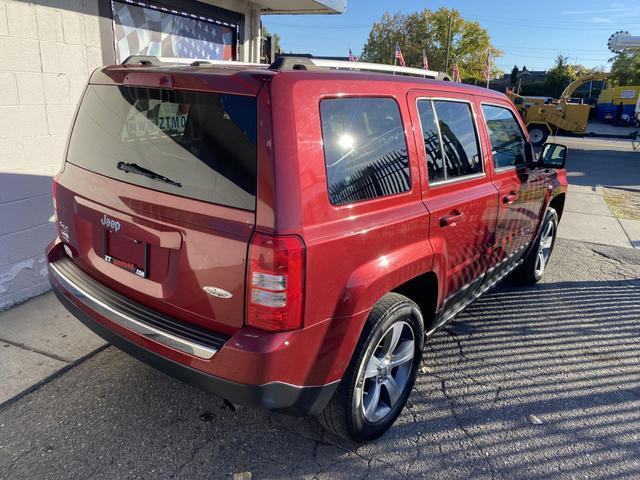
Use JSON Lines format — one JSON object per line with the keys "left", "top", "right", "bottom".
{"left": 320, "top": 98, "right": 410, "bottom": 206}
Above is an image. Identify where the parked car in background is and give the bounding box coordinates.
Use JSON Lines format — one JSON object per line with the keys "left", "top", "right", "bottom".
{"left": 47, "top": 56, "right": 568, "bottom": 442}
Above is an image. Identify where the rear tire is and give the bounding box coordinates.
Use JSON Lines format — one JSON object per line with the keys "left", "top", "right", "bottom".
{"left": 319, "top": 293, "right": 424, "bottom": 443}
{"left": 528, "top": 124, "right": 549, "bottom": 146}
{"left": 513, "top": 207, "right": 558, "bottom": 285}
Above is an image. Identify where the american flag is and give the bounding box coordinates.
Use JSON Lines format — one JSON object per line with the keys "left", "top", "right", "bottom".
{"left": 349, "top": 48, "right": 357, "bottom": 62}
{"left": 395, "top": 43, "right": 406, "bottom": 67}
{"left": 483, "top": 50, "right": 491, "bottom": 84}
{"left": 112, "top": 2, "right": 235, "bottom": 62}
{"left": 452, "top": 59, "right": 461, "bottom": 82}
{"left": 422, "top": 49, "right": 429, "bottom": 70}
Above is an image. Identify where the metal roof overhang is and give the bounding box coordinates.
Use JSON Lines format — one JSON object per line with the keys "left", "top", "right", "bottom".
{"left": 250, "top": 0, "right": 346, "bottom": 14}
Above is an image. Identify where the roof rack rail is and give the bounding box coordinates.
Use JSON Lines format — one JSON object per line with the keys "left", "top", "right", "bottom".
{"left": 120, "top": 54, "right": 451, "bottom": 81}
{"left": 270, "top": 55, "right": 451, "bottom": 81}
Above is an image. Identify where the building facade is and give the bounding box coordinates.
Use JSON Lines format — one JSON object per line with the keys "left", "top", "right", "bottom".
{"left": 0, "top": 0, "right": 345, "bottom": 310}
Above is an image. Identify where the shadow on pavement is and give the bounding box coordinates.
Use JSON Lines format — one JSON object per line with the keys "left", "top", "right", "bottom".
{"left": 420, "top": 278, "right": 640, "bottom": 479}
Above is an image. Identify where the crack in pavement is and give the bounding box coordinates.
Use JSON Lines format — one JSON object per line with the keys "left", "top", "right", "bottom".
{"left": 0, "top": 337, "right": 71, "bottom": 364}
{"left": 440, "top": 378, "right": 498, "bottom": 480}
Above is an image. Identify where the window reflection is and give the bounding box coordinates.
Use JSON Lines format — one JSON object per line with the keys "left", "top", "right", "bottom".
{"left": 433, "top": 101, "right": 482, "bottom": 179}
{"left": 320, "top": 98, "right": 410, "bottom": 205}
{"left": 482, "top": 105, "right": 527, "bottom": 169}
{"left": 417, "top": 100, "right": 482, "bottom": 183}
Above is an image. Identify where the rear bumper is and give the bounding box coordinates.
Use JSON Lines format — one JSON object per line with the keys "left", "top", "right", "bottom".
{"left": 48, "top": 255, "right": 338, "bottom": 416}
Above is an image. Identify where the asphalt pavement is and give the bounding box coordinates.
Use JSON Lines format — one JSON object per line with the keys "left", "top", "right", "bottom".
{"left": 1, "top": 237, "right": 639, "bottom": 480}
{"left": 553, "top": 135, "right": 640, "bottom": 192}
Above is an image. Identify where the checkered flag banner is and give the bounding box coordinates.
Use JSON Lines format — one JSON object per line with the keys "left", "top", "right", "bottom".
{"left": 112, "top": 0, "right": 235, "bottom": 63}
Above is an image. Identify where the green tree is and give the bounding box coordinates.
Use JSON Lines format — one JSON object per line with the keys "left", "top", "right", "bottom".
{"left": 510, "top": 65, "right": 519, "bottom": 85}
{"left": 261, "top": 25, "right": 281, "bottom": 54}
{"left": 543, "top": 55, "right": 575, "bottom": 98}
{"left": 521, "top": 81, "right": 547, "bottom": 96}
{"left": 360, "top": 8, "right": 502, "bottom": 81}
{"left": 609, "top": 50, "right": 640, "bottom": 85}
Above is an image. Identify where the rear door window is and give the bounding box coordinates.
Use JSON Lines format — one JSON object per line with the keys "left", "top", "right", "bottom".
{"left": 320, "top": 98, "right": 410, "bottom": 206}
{"left": 417, "top": 99, "right": 483, "bottom": 184}
{"left": 481, "top": 104, "right": 528, "bottom": 169}
{"left": 432, "top": 101, "right": 482, "bottom": 180}
{"left": 67, "top": 85, "right": 257, "bottom": 211}
{"left": 416, "top": 100, "right": 445, "bottom": 183}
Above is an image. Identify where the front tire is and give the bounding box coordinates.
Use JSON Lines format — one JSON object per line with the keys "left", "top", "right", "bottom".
{"left": 513, "top": 207, "right": 558, "bottom": 285}
{"left": 319, "top": 293, "right": 424, "bottom": 442}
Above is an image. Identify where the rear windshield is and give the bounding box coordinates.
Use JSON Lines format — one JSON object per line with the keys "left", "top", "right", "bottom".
{"left": 67, "top": 85, "right": 257, "bottom": 211}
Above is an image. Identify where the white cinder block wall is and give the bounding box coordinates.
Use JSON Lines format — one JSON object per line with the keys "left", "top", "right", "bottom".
{"left": 0, "top": 0, "right": 105, "bottom": 310}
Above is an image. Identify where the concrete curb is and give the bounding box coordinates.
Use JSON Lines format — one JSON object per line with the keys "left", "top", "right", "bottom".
{"left": 558, "top": 186, "right": 634, "bottom": 249}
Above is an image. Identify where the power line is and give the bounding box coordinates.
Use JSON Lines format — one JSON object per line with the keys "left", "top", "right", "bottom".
{"left": 495, "top": 45, "right": 609, "bottom": 53}
{"left": 266, "top": 16, "right": 639, "bottom": 33}
{"left": 466, "top": 15, "right": 640, "bottom": 31}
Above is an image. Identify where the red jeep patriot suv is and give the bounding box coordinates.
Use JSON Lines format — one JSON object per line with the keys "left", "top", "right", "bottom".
{"left": 47, "top": 56, "right": 568, "bottom": 442}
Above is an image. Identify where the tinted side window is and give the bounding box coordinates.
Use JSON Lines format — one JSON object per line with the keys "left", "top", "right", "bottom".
{"left": 482, "top": 105, "right": 528, "bottom": 169}
{"left": 417, "top": 100, "right": 445, "bottom": 183}
{"left": 320, "top": 98, "right": 410, "bottom": 206}
{"left": 433, "top": 101, "right": 482, "bottom": 179}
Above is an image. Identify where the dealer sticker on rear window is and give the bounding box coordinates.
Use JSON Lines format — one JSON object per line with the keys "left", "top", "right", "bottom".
{"left": 121, "top": 100, "right": 190, "bottom": 141}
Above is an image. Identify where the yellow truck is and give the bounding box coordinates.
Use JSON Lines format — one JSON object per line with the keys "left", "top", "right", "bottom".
{"left": 596, "top": 85, "right": 640, "bottom": 122}
{"left": 508, "top": 73, "right": 608, "bottom": 145}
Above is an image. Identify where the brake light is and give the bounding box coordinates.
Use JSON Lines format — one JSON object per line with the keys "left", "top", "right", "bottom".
{"left": 247, "top": 233, "right": 305, "bottom": 332}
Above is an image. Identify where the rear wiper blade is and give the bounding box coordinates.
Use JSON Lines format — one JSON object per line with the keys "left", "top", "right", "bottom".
{"left": 117, "top": 162, "right": 182, "bottom": 188}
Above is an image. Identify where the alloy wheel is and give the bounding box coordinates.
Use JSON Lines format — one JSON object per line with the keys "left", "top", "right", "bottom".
{"left": 535, "top": 219, "right": 555, "bottom": 277}
{"left": 358, "top": 321, "right": 416, "bottom": 423}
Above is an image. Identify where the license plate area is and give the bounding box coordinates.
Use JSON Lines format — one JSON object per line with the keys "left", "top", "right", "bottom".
{"left": 102, "top": 230, "right": 149, "bottom": 278}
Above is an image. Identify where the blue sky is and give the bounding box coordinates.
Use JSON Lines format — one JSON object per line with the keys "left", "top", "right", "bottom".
{"left": 262, "top": 0, "right": 640, "bottom": 73}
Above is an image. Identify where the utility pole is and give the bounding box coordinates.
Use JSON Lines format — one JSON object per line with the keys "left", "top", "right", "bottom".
{"left": 486, "top": 49, "right": 491, "bottom": 89}
{"left": 445, "top": 15, "right": 452, "bottom": 73}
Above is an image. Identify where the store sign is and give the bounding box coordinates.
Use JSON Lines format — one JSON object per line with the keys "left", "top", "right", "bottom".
{"left": 621, "top": 90, "right": 636, "bottom": 99}
{"left": 112, "top": 0, "right": 236, "bottom": 62}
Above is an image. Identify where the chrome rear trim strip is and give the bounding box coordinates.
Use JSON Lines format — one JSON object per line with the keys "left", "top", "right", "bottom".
{"left": 49, "top": 261, "right": 219, "bottom": 360}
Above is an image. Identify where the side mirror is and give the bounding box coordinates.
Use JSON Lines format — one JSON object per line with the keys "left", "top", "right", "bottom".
{"left": 539, "top": 143, "right": 567, "bottom": 169}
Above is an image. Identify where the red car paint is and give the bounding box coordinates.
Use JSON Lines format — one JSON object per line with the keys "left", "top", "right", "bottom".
{"left": 47, "top": 62, "right": 567, "bottom": 412}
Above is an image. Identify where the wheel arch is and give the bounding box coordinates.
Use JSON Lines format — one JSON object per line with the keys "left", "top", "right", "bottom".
{"left": 549, "top": 192, "right": 566, "bottom": 220}
{"left": 324, "top": 244, "right": 440, "bottom": 382}
{"left": 333, "top": 239, "right": 437, "bottom": 320}
{"left": 391, "top": 271, "right": 439, "bottom": 332}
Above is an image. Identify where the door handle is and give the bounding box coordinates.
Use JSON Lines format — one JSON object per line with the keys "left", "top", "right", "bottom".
{"left": 440, "top": 211, "right": 464, "bottom": 227}
{"left": 503, "top": 193, "right": 518, "bottom": 205}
